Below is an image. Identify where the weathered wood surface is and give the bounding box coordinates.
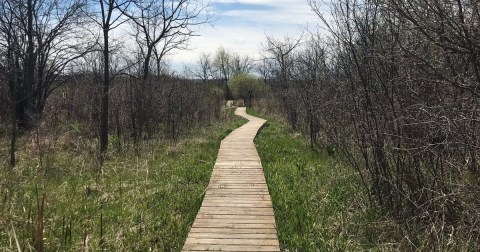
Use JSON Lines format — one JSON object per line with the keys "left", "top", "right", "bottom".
{"left": 182, "top": 107, "right": 280, "bottom": 252}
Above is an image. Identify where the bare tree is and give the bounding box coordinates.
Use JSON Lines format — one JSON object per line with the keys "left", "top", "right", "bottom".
{"left": 0, "top": 0, "right": 19, "bottom": 168}
{"left": 125, "top": 0, "right": 211, "bottom": 81}
{"left": 231, "top": 53, "right": 254, "bottom": 75}
{"left": 0, "top": 0, "right": 92, "bottom": 167}
{"left": 262, "top": 34, "right": 302, "bottom": 128}
{"left": 263, "top": 35, "right": 302, "bottom": 88}
{"left": 122, "top": 0, "right": 211, "bottom": 144}
{"left": 292, "top": 34, "right": 328, "bottom": 149}
{"left": 256, "top": 57, "right": 275, "bottom": 85}
{"left": 212, "top": 47, "right": 233, "bottom": 83}
{"left": 193, "top": 53, "right": 213, "bottom": 83}
{"left": 210, "top": 47, "right": 253, "bottom": 98}
{"left": 86, "top": 0, "right": 131, "bottom": 163}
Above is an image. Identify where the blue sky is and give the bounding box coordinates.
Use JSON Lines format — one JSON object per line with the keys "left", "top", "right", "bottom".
{"left": 166, "top": 0, "right": 319, "bottom": 68}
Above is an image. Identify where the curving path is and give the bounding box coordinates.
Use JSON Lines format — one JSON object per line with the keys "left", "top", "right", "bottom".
{"left": 182, "top": 107, "right": 280, "bottom": 251}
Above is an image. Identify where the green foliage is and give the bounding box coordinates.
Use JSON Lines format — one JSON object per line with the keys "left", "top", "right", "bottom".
{"left": 228, "top": 73, "right": 265, "bottom": 107}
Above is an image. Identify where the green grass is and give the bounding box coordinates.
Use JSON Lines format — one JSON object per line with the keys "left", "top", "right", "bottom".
{"left": 250, "top": 108, "right": 386, "bottom": 251}
{"left": 0, "top": 109, "right": 246, "bottom": 251}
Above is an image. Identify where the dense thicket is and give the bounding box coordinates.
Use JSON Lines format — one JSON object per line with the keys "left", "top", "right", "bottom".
{"left": 260, "top": 0, "right": 480, "bottom": 248}
{"left": 0, "top": 0, "right": 213, "bottom": 167}
{"left": 49, "top": 73, "right": 223, "bottom": 141}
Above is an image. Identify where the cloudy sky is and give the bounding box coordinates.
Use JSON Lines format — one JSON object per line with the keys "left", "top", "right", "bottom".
{"left": 166, "top": 0, "right": 320, "bottom": 68}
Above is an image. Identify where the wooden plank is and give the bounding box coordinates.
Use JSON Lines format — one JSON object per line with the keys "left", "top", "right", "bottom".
{"left": 210, "top": 179, "right": 267, "bottom": 182}
{"left": 210, "top": 178, "right": 267, "bottom": 181}
{"left": 205, "top": 192, "right": 270, "bottom": 196}
{"left": 211, "top": 177, "right": 266, "bottom": 179}
{"left": 205, "top": 193, "right": 268, "bottom": 197}
{"left": 183, "top": 244, "right": 280, "bottom": 251}
{"left": 187, "top": 233, "right": 278, "bottom": 239}
{"left": 201, "top": 202, "right": 272, "bottom": 207}
{"left": 206, "top": 189, "right": 269, "bottom": 192}
{"left": 206, "top": 194, "right": 271, "bottom": 197}
{"left": 202, "top": 198, "right": 272, "bottom": 202}
{"left": 200, "top": 204, "right": 272, "bottom": 209}
{"left": 188, "top": 228, "right": 277, "bottom": 234}
{"left": 214, "top": 164, "right": 262, "bottom": 167}
{"left": 209, "top": 182, "right": 267, "bottom": 185}
{"left": 197, "top": 210, "right": 274, "bottom": 216}
{"left": 210, "top": 174, "right": 266, "bottom": 177}
{"left": 212, "top": 169, "right": 264, "bottom": 171}
{"left": 211, "top": 172, "right": 265, "bottom": 175}
{"left": 184, "top": 238, "right": 279, "bottom": 246}
{"left": 209, "top": 181, "right": 268, "bottom": 183}
{"left": 210, "top": 178, "right": 267, "bottom": 180}
{"left": 202, "top": 201, "right": 272, "bottom": 206}
{"left": 217, "top": 153, "right": 260, "bottom": 156}
{"left": 206, "top": 193, "right": 271, "bottom": 198}
{"left": 206, "top": 190, "right": 270, "bottom": 194}
{"left": 206, "top": 191, "right": 270, "bottom": 194}
{"left": 205, "top": 193, "right": 270, "bottom": 197}
{"left": 202, "top": 195, "right": 271, "bottom": 199}
{"left": 212, "top": 167, "right": 264, "bottom": 170}
{"left": 192, "top": 223, "right": 275, "bottom": 229}
{"left": 197, "top": 214, "right": 275, "bottom": 219}
{"left": 211, "top": 173, "right": 265, "bottom": 175}
{"left": 209, "top": 183, "right": 268, "bottom": 186}
{"left": 203, "top": 199, "right": 271, "bottom": 203}
{"left": 215, "top": 157, "right": 259, "bottom": 159}
{"left": 210, "top": 180, "right": 267, "bottom": 182}
{"left": 206, "top": 188, "right": 270, "bottom": 192}
{"left": 202, "top": 197, "right": 272, "bottom": 201}
{"left": 194, "top": 219, "right": 275, "bottom": 225}
{"left": 196, "top": 214, "right": 274, "bottom": 218}
{"left": 211, "top": 175, "right": 265, "bottom": 177}
{"left": 210, "top": 174, "right": 265, "bottom": 177}
{"left": 204, "top": 197, "right": 272, "bottom": 202}
{"left": 199, "top": 208, "right": 273, "bottom": 213}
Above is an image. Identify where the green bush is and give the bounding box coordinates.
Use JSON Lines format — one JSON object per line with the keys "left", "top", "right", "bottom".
{"left": 227, "top": 73, "right": 265, "bottom": 107}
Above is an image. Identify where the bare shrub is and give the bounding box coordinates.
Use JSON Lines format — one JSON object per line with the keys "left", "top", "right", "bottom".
{"left": 259, "top": 0, "right": 480, "bottom": 248}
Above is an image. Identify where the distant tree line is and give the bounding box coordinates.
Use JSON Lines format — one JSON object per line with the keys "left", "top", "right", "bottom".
{"left": 190, "top": 47, "right": 255, "bottom": 98}
{"left": 258, "top": 0, "right": 480, "bottom": 248}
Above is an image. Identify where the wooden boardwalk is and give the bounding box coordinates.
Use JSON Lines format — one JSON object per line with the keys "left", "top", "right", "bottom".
{"left": 182, "top": 107, "right": 280, "bottom": 251}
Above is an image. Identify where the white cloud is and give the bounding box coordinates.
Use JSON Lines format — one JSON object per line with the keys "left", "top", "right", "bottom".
{"left": 166, "top": 0, "right": 321, "bottom": 68}
{"left": 221, "top": 9, "right": 315, "bottom": 25}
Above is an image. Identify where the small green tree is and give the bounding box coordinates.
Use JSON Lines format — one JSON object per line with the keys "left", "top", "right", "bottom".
{"left": 228, "top": 73, "right": 265, "bottom": 108}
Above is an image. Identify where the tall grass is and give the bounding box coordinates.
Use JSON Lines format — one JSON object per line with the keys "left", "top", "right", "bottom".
{"left": 0, "top": 109, "right": 246, "bottom": 251}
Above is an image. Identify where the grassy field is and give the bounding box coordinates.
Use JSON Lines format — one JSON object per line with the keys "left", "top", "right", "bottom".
{"left": 1, "top": 107, "right": 403, "bottom": 251}
{"left": 0, "top": 109, "right": 246, "bottom": 251}
{"left": 249, "top": 108, "right": 390, "bottom": 251}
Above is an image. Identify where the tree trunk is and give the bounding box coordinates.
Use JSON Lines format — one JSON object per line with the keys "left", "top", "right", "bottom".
{"left": 10, "top": 90, "right": 17, "bottom": 168}
{"left": 99, "top": 28, "right": 110, "bottom": 164}
{"left": 143, "top": 47, "right": 153, "bottom": 81}
{"left": 309, "top": 115, "right": 314, "bottom": 150}
{"left": 9, "top": 62, "right": 17, "bottom": 168}
{"left": 24, "top": 0, "right": 36, "bottom": 129}
{"left": 7, "top": 32, "right": 17, "bottom": 168}
{"left": 136, "top": 46, "right": 153, "bottom": 144}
